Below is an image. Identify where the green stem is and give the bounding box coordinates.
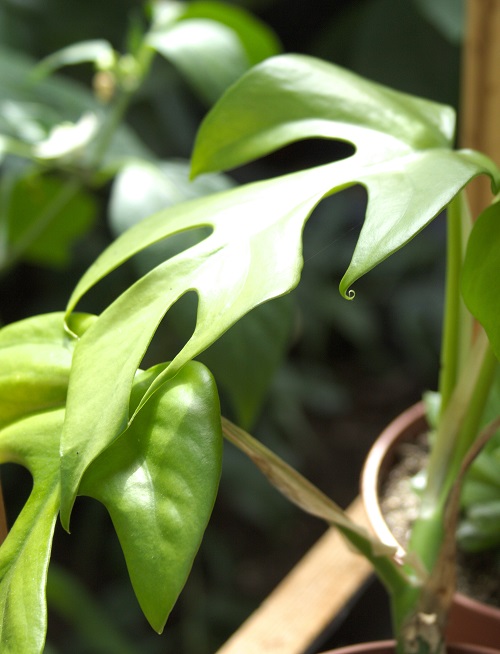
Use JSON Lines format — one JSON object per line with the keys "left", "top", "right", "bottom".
{"left": 438, "top": 194, "right": 473, "bottom": 413}
{"left": 422, "top": 330, "right": 493, "bottom": 519}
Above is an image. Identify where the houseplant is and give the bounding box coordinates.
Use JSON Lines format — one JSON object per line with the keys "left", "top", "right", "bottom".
{"left": 2, "top": 30, "right": 500, "bottom": 654}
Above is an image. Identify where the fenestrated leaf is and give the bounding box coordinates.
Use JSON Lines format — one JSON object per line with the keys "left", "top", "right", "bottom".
{"left": 0, "top": 313, "right": 94, "bottom": 653}
{"left": 108, "top": 158, "right": 289, "bottom": 426}
{"left": 60, "top": 163, "right": 337, "bottom": 524}
{"left": 61, "top": 54, "right": 500, "bottom": 523}
{"left": 0, "top": 409, "right": 63, "bottom": 654}
{"left": 79, "top": 361, "right": 222, "bottom": 633}
{"left": 462, "top": 202, "right": 500, "bottom": 361}
{"left": 190, "top": 53, "right": 456, "bottom": 176}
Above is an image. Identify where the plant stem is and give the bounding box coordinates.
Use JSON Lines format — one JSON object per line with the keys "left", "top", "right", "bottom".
{"left": 438, "top": 193, "right": 472, "bottom": 414}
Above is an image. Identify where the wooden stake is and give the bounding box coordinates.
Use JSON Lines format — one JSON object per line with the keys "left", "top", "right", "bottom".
{"left": 460, "top": 0, "right": 500, "bottom": 216}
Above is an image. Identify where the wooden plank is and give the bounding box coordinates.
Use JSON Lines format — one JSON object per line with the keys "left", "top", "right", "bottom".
{"left": 216, "top": 496, "right": 373, "bottom": 654}
{"left": 460, "top": 0, "right": 500, "bottom": 216}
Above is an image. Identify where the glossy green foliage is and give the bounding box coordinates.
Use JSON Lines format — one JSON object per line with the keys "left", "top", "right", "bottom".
{"left": 0, "top": 314, "right": 222, "bottom": 653}
{"left": 462, "top": 201, "right": 500, "bottom": 361}
{"left": 109, "top": 159, "right": 293, "bottom": 427}
{"left": 60, "top": 54, "right": 499, "bottom": 526}
{"left": 80, "top": 361, "right": 222, "bottom": 633}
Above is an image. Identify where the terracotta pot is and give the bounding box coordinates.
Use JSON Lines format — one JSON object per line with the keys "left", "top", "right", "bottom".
{"left": 360, "top": 403, "right": 500, "bottom": 650}
{"left": 320, "top": 641, "right": 500, "bottom": 654}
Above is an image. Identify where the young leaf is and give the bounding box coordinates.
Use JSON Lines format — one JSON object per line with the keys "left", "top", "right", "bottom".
{"left": 79, "top": 361, "right": 222, "bottom": 633}
{"left": 462, "top": 201, "right": 500, "bottom": 361}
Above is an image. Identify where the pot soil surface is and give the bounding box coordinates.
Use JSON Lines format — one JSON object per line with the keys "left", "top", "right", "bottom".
{"left": 381, "top": 436, "right": 500, "bottom": 607}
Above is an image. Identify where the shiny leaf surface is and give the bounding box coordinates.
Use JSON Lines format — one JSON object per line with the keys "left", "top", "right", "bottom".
{"left": 80, "top": 361, "right": 222, "bottom": 632}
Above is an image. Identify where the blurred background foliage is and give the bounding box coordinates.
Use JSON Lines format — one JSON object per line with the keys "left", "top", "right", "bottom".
{"left": 0, "top": 0, "right": 464, "bottom": 651}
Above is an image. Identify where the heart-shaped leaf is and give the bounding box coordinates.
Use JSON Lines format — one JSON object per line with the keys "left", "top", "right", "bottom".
{"left": 79, "top": 361, "right": 222, "bottom": 633}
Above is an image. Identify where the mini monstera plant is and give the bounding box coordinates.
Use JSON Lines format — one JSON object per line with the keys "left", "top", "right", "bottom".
{"left": 2, "top": 52, "right": 500, "bottom": 654}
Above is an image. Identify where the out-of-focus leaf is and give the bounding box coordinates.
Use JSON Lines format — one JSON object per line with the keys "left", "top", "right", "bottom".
{"left": 0, "top": 47, "right": 151, "bottom": 169}
{"left": 148, "top": 19, "right": 249, "bottom": 105}
{"left": 177, "top": 0, "right": 281, "bottom": 65}
{"left": 199, "top": 297, "right": 293, "bottom": 427}
{"left": 412, "top": 0, "right": 464, "bottom": 44}
{"left": 6, "top": 174, "right": 96, "bottom": 268}
{"left": 147, "top": 0, "right": 280, "bottom": 104}
{"left": 80, "top": 361, "right": 222, "bottom": 633}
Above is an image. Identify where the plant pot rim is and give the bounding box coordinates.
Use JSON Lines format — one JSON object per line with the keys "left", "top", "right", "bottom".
{"left": 360, "top": 402, "right": 500, "bottom": 641}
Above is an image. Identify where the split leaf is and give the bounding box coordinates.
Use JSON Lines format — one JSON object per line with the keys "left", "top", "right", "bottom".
{"left": 61, "top": 54, "right": 500, "bottom": 524}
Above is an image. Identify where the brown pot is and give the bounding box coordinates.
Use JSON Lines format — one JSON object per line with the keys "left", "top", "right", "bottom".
{"left": 320, "top": 641, "right": 500, "bottom": 654}
{"left": 360, "top": 403, "right": 500, "bottom": 650}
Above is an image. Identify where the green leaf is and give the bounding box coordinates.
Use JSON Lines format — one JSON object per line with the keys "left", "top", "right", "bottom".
{"left": 61, "top": 55, "right": 500, "bottom": 522}
{"left": 190, "top": 54, "right": 456, "bottom": 176}
{"left": 109, "top": 159, "right": 288, "bottom": 426}
{"left": 0, "top": 409, "right": 63, "bottom": 654}
{"left": 0, "top": 313, "right": 77, "bottom": 429}
{"left": 60, "top": 164, "right": 334, "bottom": 523}
{"left": 6, "top": 174, "right": 96, "bottom": 268}
{"left": 79, "top": 361, "right": 222, "bottom": 633}
{"left": 32, "top": 40, "right": 116, "bottom": 79}
{"left": 462, "top": 202, "right": 500, "bottom": 361}
{"left": 176, "top": 1, "right": 281, "bottom": 66}
{"left": 108, "top": 159, "right": 234, "bottom": 250}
